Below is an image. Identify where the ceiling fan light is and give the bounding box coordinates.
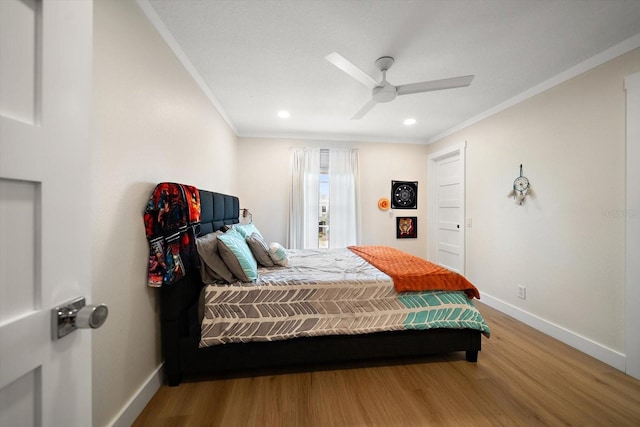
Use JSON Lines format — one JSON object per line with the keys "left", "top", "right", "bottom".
{"left": 403, "top": 118, "right": 416, "bottom": 125}
{"left": 277, "top": 110, "right": 290, "bottom": 119}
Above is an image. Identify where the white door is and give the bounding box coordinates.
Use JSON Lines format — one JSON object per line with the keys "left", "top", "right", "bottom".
{"left": 0, "top": 1, "right": 93, "bottom": 426}
{"left": 427, "top": 143, "right": 466, "bottom": 273}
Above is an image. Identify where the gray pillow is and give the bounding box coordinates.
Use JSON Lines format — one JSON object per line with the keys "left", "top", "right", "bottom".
{"left": 195, "top": 231, "right": 235, "bottom": 283}
{"left": 246, "top": 233, "right": 274, "bottom": 267}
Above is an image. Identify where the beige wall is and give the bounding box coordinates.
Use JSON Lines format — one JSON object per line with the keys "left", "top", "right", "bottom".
{"left": 237, "top": 138, "right": 429, "bottom": 257}
{"left": 427, "top": 48, "right": 640, "bottom": 354}
{"left": 92, "top": 1, "right": 237, "bottom": 425}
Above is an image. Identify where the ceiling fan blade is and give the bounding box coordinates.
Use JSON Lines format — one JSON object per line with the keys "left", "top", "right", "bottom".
{"left": 326, "top": 52, "right": 379, "bottom": 90}
{"left": 351, "top": 99, "right": 377, "bottom": 120}
{"left": 396, "top": 75, "right": 474, "bottom": 96}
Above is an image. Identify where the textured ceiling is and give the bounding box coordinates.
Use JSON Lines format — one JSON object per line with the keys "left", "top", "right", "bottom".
{"left": 143, "top": 0, "right": 640, "bottom": 144}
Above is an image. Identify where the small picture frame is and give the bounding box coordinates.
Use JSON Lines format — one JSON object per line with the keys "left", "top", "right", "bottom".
{"left": 396, "top": 216, "right": 417, "bottom": 239}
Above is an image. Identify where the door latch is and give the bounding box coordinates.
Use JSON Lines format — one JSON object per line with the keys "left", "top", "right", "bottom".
{"left": 52, "top": 297, "right": 109, "bottom": 340}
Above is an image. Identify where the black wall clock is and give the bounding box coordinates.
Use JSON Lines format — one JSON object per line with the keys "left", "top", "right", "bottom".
{"left": 391, "top": 180, "right": 418, "bottom": 209}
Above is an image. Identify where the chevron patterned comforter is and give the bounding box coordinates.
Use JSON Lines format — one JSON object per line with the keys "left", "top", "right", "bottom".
{"left": 199, "top": 248, "right": 490, "bottom": 347}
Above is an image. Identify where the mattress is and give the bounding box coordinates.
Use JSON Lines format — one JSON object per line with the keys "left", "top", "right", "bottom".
{"left": 200, "top": 248, "right": 490, "bottom": 347}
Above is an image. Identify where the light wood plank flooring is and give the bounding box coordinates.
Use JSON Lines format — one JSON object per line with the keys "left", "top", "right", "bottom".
{"left": 133, "top": 302, "right": 640, "bottom": 426}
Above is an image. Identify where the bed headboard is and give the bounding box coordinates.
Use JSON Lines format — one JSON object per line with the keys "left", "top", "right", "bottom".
{"left": 198, "top": 190, "right": 240, "bottom": 236}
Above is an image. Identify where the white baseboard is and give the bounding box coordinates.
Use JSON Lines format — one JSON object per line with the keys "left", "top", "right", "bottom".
{"left": 480, "top": 293, "right": 626, "bottom": 371}
{"left": 109, "top": 364, "right": 163, "bottom": 427}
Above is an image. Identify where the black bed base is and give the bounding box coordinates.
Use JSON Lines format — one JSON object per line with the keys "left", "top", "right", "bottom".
{"left": 168, "top": 328, "right": 480, "bottom": 386}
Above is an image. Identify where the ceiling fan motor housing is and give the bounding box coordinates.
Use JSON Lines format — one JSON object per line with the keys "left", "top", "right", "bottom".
{"left": 372, "top": 84, "right": 397, "bottom": 103}
{"left": 372, "top": 57, "right": 397, "bottom": 103}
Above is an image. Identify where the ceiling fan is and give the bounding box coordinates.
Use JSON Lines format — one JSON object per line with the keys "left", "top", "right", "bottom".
{"left": 326, "top": 52, "right": 474, "bottom": 120}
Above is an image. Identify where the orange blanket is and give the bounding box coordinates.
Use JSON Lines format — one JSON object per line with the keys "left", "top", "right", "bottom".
{"left": 348, "top": 245, "right": 480, "bottom": 299}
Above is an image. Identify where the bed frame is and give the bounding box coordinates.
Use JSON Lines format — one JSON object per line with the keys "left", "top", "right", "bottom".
{"left": 159, "top": 189, "right": 482, "bottom": 386}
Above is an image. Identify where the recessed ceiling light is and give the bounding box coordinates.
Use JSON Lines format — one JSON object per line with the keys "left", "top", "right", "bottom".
{"left": 277, "top": 110, "right": 290, "bottom": 119}
{"left": 403, "top": 118, "right": 416, "bottom": 125}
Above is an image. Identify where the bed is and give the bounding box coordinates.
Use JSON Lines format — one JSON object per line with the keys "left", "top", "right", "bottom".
{"left": 155, "top": 188, "right": 490, "bottom": 386}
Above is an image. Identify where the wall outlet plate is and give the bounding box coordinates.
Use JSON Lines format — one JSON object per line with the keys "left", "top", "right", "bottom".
{"left": 517, "top": 286, "right": 527, "bottom": 299}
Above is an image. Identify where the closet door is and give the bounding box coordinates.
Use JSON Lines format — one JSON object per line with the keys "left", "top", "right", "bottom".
{"left": 428, "top": 143, "right": 466, "bottom": 274}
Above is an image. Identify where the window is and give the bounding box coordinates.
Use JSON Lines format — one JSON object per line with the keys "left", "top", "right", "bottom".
{"left": 289, "top": 148, "right": 359, "bottom": 249}
{"left": 318, "top": 150, "right": 329, "bottom": 248}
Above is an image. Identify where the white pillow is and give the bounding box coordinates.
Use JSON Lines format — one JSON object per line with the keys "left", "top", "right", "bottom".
{"left": 268, "top": 242, "right": 289, "bottom": 267}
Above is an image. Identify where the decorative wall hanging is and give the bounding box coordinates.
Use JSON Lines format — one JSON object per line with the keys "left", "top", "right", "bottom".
{"left": 377, "top": 197, "right": 390, "bottom": 210}
{"left": 396, "top": 216, "right": 417, "bottom": 238}
{"left": 510, "top": 164, "right": 531, "bottom": 205}
{"left": 391, "top": 180, "right": 418, "bottom": 209}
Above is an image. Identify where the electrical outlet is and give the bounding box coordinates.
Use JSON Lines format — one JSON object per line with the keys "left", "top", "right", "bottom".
{"left": 517, "top": 285, "right": 527, "bottom": 300}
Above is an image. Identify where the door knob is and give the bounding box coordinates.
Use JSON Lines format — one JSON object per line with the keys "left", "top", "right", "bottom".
{"left": 52, "top": 297, "right": 109, "bottom": 339}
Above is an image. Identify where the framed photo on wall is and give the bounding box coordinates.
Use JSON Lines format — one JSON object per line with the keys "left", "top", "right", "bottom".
{"left": 396, "top": 216, "right": 417, "bottom": 239}
{"left": 391, "top": 180, "right": 418, "bottom": 209}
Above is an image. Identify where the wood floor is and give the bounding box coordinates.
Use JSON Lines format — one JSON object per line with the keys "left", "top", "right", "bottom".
{"left": 133, "top": 303, "right": 640, "bottom": 426}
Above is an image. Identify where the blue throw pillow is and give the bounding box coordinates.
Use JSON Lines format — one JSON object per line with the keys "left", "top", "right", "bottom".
{"left": 232, "top": 223, "right": 263, "bottom": 239}
{"left": 217, "top": 229, "right": 258, "bottom": 282}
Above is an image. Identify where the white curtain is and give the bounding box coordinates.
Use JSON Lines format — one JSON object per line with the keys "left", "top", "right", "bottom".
{"left": 289, "top": 147, "right": 359, "bottom": 249}
{"left": 328, "top": 149, "right": 359, "bottom": 248}
{"left": 288, "top": 148, "right": 320, "bottom": 249}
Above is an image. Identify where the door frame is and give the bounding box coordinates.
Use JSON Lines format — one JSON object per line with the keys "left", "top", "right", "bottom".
{"left": 427, "top": 141, "right": 466, "bottom": 273}
{"left": 625, "top": 72, "right": 640, "bottom": 380}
